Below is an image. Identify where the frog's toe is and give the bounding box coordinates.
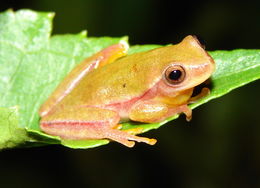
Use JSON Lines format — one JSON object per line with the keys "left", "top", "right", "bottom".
{"left": 138, "top": 137, "right": 157, "bottom": 145}
{"left": 115, "top": 139, "right": 135, "bottom": 147}
{"left": 121, "top": 135, "right": 157, "bottom": 147}
{"left": 125, "top": 131, "right": 157, "bottom": 145}
{"left": 104, "top": 128, "right": 156, "bottom": 147}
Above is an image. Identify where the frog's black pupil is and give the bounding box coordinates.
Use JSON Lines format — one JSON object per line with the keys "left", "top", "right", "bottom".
{"left": 169, "top": 70, "right": 182, "bottom": 81}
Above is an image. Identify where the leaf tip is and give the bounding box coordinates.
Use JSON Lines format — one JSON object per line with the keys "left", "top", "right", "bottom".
{"left": 47, "top": 12, "right": 55, "bottom": 19}
{"left": 80, "top": 30, "right": 88, "bottom": 37}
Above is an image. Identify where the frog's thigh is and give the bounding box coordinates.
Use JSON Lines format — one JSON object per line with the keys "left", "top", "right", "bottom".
{"left": 129, "top": 101, "right": 169, "bottom": 123}
{"left": 40, "top": 107, "right": 156, "bottom": 147}
{"left": 41, "top": 106, "right": 120, "bottom": 139}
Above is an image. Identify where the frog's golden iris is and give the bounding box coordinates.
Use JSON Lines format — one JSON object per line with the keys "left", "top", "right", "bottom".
{"left": 164, "top": 65, "right": 186, "bottom": 85}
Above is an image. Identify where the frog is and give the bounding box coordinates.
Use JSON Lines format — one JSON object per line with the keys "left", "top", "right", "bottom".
{"left": 39, "top": 35, "right": 215, "bottom": 147}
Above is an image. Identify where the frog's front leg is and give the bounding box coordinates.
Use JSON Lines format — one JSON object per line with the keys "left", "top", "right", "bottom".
{"left": 40, "top": 106, "right": 156, "bottom": 147}
{"left": 39, "top": 42, "right": 128, "bottom": 117}
{"left": 129, "top": 100, "right": 192, "bottom": 123}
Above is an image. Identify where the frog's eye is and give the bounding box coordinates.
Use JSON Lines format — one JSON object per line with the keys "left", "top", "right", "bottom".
{"left": 164, "top": 65, "right": 186, "bottom": 85}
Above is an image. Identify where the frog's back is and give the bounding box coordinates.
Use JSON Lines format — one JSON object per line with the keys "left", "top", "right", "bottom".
{"left": 60, "top": 51, "right": 158, "bottom": 106}
{"left": 60, "top": 40, "right": 206, "bottom": 107}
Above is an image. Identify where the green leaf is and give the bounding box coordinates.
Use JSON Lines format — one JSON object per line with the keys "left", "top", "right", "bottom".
{"left": 0, "top": 107, "right": 28, "bottom": 149}
{"left": 0, "top": 9, "right": 259, "bottom": 149}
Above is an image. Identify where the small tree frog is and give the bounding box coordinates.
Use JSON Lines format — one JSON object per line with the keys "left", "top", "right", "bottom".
{"left": 39, "top": 35, "right": 215, "bottom": 147}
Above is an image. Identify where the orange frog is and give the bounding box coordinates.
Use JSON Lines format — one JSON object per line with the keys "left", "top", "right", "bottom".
{"left": 39, "top": 35, "right": 215, "bottom": 147}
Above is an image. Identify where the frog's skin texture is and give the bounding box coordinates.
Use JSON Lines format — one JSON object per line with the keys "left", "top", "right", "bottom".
{"left": 39, "top": 35, "right": 215, "bottom": 147}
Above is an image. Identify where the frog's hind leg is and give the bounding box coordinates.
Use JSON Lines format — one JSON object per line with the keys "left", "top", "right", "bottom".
{"left": 40, "top": 106, "right": 156, "bottom": 147}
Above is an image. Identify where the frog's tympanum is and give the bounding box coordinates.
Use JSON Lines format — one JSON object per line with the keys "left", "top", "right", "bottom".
{"left": 39, "top": 35, "right": 215, "bottom": 147}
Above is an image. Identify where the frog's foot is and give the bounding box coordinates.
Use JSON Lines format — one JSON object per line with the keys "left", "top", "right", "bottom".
{"left": 104, "top": 127, "right": 157, "bottom": 147}
{"left": 110, "top": 124, "right": 156, "bottom": 147}
{"left": 189, "top": 87, "right": 210, "bottom": 103}
{"left": 180, "top": 105, "right": 192, "bottom": 121}
{"left": 167, "top": 104, "right": 192, "bottom": 121}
